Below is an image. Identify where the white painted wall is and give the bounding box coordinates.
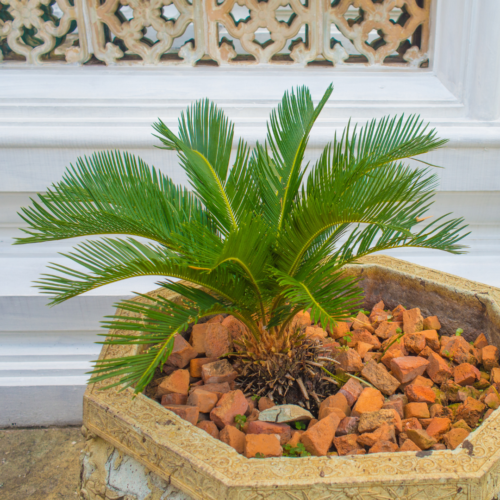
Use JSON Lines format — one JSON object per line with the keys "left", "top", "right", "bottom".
{"left": 0, "top": 0, "right": 499, "bottom": 427}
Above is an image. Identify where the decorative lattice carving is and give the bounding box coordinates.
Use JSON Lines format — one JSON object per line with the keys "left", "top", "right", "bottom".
{"left": 0, "top": 1, "right": 432, "bottom": 68}
{"left": 0, "top": 0, "right": 89, "bottom": 63}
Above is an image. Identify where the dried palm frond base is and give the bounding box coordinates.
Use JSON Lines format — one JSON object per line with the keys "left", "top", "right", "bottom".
{"left": 231, "top": 328, "right": 345, "bottom": 414}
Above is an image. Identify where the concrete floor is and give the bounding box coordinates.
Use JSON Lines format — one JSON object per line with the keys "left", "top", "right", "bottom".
{"left": 0, "top": 427, "right": 84, "bottom": 500}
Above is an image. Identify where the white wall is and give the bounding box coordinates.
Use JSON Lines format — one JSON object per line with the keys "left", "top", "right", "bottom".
{"left": 0, "top": 0, "right": 499, "bottom": 427}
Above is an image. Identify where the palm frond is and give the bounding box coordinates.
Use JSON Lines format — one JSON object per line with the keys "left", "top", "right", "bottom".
{"left": 36, "top": 237, "right": 252, "bottom": 307}
{"left": 153, "top": 100, "right": 239, "bottom": 233}
{"left": 270, "top": 266, "right": 362, "bottom": 330}
{"left": 254, "top": 84, "right": 333, "bottom": 231}
{"left": 15, "top": 151, "right": 209, "bottom": 248}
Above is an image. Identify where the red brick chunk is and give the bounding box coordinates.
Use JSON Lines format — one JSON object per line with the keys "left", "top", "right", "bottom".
{"left": 221, "top": 315, "right": 248, "bottom": 346}
{"left": 207, "top": 315, "right": 224, "bottom": 324}
{"left": 369, "top": 441, "right": 399, "bottom": 453}
{"left": 300, "top": 413, "right": 340, "bottom": 456}
{"left": 244, "top": 434, "right": 282, "bottom": 458}
{"left": 443, "top": 428, "right": 470, "bottom": 450}
{"left": 404, "top": 332, "right": 426, "bottom": 354}
{"left": 336, "top": 348, "right": 364, "bottom": 373}
{"left": 168, "top": 334, "right": 198, "bottom": 368}
{"left": 333, "top": 434, "right": 364, "bottom": 456}
{"left": 290, "top": 311, "right": 312, "bottom": 332}
{"left": 190, "top": 382, "right": 230, "bottom": 400}
{"left": 204, "top": 323, "right": 232, "bottom": 358}
{"left": 391, "top": 357, "right": 429, "bottom": 384}
{"left": 423, "top": 316, "right": 441, "bottom": 331}
{"left": 352, "top": 388, "right": 384, "bottom": 417}
{"left": 369, "top": 308, "right": 390, "bottom": 328}
{"left": 421, "top": 330, "right": 440, "bottom": 351}
{"left": 405, "top": 384, "right": 436, "bottom": 404}
{"left": 400, "top": 439, "right": 422, "bottom": 451}
{"left": 456, "top": 397, "right": 486, "bottom": 427}
{"left": 190, "top": 323, "right": 210, "bottom": 355}
{"left": 440, "top": 336, "right": 476, "bottom": 365}
{"left": 201, "top": 360, "right": 238, "bottom": 384}
{"left": 157, "top": 369, "right": 190, "bottom": 396}
{"left": 426, "top": 352, "right": 452, "bottom": 384}
{"left": 474, "top": 333, "right": 489, "bottom": 349}
{"left": 392, "top": 305, "right": 406, "bottom": 322}
{"left": 258, "top": 397, "right": 275, "bottom": 411}
{"left": 402, "top": 308, "right": 424, "bottom": 334}
{"left": 482, "top": 345, "right": 500, "bottom": 371}
{"left": 361, "top": 360, "right": 400, "bottom": 396}
{"left": 339, "top": 378, "right": 364, "bottom": 406}
{"left": 401, "top": 417, "right": 422, "bottom": 433}
{"left": 210, "top": 390, "right": 248, "bottom": 429}
{"left": 329, "top": 321, "right": 351, "bottom": 340}
{"left": 426, "top": 417, "right": 451, "bottom": 440}
{"left": 375, "top": 321, "right": 400, "bottom": 340}
{"left": 246, "top": 421, "right": 292, "bottom": 445}
{"left": 189, "top": 357, "right": 217, "bottom": 378}
{"left": 357, "top": 423, "right": 396, "bottom": 448}
{"left": 161, "top": 393, "right": 187, "bottom": 406}
{"left": 352, "top": 311, "right": 375, "bottom": 334}
{"left": 406, "top": 429, "right": 437, "bottom": 450}
{"left": 187, "top": 389, "right": 218, "bottom": 413}
{"left": 382, "top": 399, "right": 404, "bottom": 419}
{"left": 404, "top": 402, "right": 430, "bottom": 419}
{"left": 163, "top": 405, "right": 199, "bottom": 425}
{"left": 454, "top": 363, "right": 481, "bottom": 387}
{"left": 358, "top": 409, "right": 402, "bottom": 433}
{"left": 197, "top": 420, "right": 220, "bottom": 439}
{"left": 220, "top": 425, "right": 246, "bottom": 453}
{"left": 319, "top": 393, "right": 350, "bottom": 418}
{"left": 336, "top": 417, "right": 360, "bottom": 436}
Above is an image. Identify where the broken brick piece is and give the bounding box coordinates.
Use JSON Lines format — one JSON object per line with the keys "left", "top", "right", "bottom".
{"left": 482, "top": 345, "right": 500, "bottom": 371}
{"left": 404, "top": 402, "right": 430, "bottom": 419}
{"left": 402, "top": 308, "right": 424, "bottom": 334}
{"left": 333, "top": 434, "right": 364, "bottom": 456}
{"left": 244, "top": 434, "right": 282, "bottom": 458}
{"left": 454, "top": 363, "right": 481, "bottom": 387}
{"left": 404, "top": 384, "right": 436, "bottom": 404}
{"left": 352, "top": 387, "right": 385, "bottom": 417}
{"left": 361, "top": 360, "right": 400, "bottom": 396}
{"left": 210, "top": 390, "right": 248, "bottom": 429}
{"left": 390, "top": 357, "right": 429, "bottom": 384}
{"left": 426, "top": 352, "right": 452, "bottom": 385}
{"left": 163, "top": 404, "right": 199, "bottom": 425}
{"left": 423, "top": 316, "right": 441, "bottom": 331}
{"left": 300, "top": 413, "right": 340, "bottom": 456}
{"left": 201, "top": 360, "right": 238, "bottom": 385}
{"left": 220, "top": 425, "right": 246, "bottom": 454}
{"left": 339, "top": 378, "right": 364, "bottom": 407}
{"left": 443, "top": 428, "right": 470, "bottom": 450}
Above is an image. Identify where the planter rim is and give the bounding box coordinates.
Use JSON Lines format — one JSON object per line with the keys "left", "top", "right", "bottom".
{"left": 83, "top": 255, "right": 500, "bottom": 500}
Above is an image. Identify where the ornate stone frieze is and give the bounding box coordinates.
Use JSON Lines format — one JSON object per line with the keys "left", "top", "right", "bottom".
{"left": 82, "top": 255, "right": 500, "bottom": 500}
{"left": 0, "top": 0, "right": 430, "bottom": 65}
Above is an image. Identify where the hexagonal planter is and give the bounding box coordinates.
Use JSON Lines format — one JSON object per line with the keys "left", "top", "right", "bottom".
{"left": 82, "top": 255, "right": 500, "bottom": 500}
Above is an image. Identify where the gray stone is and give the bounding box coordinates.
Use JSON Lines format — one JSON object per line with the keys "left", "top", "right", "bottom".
{"left": 258, "top": 404, "right": 313, "bottom": 423}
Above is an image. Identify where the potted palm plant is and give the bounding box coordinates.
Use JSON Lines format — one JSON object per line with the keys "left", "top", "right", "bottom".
{"left": 18, "top": 85, "right": 500, "bottom": 500}
{"left": 16, "top": 84, "right": 466, "bottom": 392}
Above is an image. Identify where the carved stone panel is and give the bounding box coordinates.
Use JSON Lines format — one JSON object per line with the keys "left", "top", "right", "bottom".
{"left": 0, "top": 0, "right": 431, "bottom": 66}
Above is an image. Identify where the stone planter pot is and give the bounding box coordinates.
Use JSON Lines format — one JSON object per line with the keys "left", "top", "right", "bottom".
{"left": 81, "top": 255, "right": 500, "bottom": 500}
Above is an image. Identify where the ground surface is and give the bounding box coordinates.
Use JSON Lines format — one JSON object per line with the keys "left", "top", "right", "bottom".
{"left": 0, "top": 426, "right": 84, "bottom": 500}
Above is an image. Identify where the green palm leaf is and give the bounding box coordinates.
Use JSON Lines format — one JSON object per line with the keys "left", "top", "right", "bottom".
{"left": 15, "top": 151, "right": 207, "bottom": 249}
{"left": 16, "top": 84, "right": 469, "bottom": 392}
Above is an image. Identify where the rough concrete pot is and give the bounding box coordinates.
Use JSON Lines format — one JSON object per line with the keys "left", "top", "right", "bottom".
{"left": 82, "top": 255, "right": 500, "bottom": 500}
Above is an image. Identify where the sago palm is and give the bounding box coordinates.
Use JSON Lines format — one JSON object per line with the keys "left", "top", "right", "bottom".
{"left": 16, "top": 84, "right": 467, "bottom": 396}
